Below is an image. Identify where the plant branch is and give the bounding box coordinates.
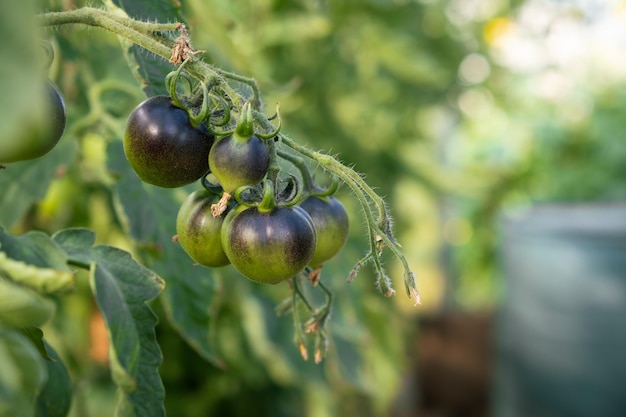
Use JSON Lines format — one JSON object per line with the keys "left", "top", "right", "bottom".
{"left": 280, "top": 134, "right": 419, "bottom": 303}
{"left": 38, "top": 8, "right": 245, "bottom": 108}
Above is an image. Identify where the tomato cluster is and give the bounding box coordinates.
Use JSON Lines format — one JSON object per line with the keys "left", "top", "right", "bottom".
{"left": 123, "top": 88, "right": 349, "bottom": 285}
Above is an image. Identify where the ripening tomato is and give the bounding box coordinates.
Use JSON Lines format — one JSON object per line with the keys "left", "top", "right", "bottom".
{"left": 176, "top": 189, "right": 231, "bottom": 267}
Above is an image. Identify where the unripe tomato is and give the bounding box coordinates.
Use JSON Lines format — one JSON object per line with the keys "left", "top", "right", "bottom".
{"left": 299, "top": 196, "right": 349, "bottom": 268}
{"left": 208, "top": 133, "right": 269, "bottom": 192}
{"left": 0, "top": 80, "right": 66, "bottom": 163}
{"left": 222, "top": 205, "right": 316, "bottom": 284}
{"left": 176, "top": 189, "right": 230, "bottom": 267}
{"left": 123, "top": 96, "right": 214, "bottom": 188}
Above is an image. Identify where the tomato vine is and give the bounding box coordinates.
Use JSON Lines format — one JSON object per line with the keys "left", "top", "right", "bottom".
{"left": 38, "top": 5, "right": 419, "bottom": 305}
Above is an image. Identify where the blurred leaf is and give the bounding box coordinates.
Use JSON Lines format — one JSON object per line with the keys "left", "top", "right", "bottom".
{"left": 0, "top": 228, "right": 74, "bottom": 294}
{"left": 52, "top": 228, "right": 165, "bottom": 417}
{"left": 35, "top": 340, "right": 72, "bottom": 417}
{"left": 107, "top": 141, "right": 222, "bottom": 366}
{"left": 112, "top": 0, "right": 184, "bottom": 21}
{"left": 0, "top": 279, "right": 55, "bottom": 328}
{"left": 0, "top": 325, "right": 47, "bottom": 417}
{"left": 0, "top": 1, "right": 47, "bottom": 162}
{"left": 110, "top": 0, "right": 185, "bottom": 97}
{"left": 0, "top": 140, "right": 76, "bottom": 228}
{"left": 20, "top": 328, "right": 52, "bottom": 361}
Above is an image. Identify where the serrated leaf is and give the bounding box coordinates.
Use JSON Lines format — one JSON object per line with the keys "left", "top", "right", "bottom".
{"left": 0, "top": 140, "right": 76, "bottom": 228}
{"left": 0, "top": 325, "right": 47, "bottom": 417}
{"left": 109, "top": 0, "right": 186, "bottom": 97}
{"left": 53, "top": 228, "right": 165, "bottom": 417}
{"left": 0, "top": 228, "right": 75, "bottom": 293}
{"left": 107, "top": 141, "right": 222, "bottom": 366}
{"left": 35, "top": 340, "right": 72, "bottom": 417}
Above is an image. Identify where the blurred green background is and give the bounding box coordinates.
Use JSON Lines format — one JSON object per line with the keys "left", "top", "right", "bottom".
{"left": 3, "top": 0, "right": 626, "bottom": 416}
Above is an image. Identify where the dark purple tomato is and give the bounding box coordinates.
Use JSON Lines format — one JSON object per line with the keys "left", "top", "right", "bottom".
{"left": 299, "top": 196, "right": 349, "bottom": 268}
{"left": 123, "top": 96, "right": 214, "bottom": 188}
{"left": 221, "top": 205, "right": 316, "bottom": 284}
{"left": 208, "top": 133, "right": 269, "bottom": 193}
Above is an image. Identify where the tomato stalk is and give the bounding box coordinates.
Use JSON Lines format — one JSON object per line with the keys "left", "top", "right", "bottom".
{"left": 38, "top": 7, "right": 246, "bottom": 108}
{"left": 279, "top": 134, "right": 420, "bottom": 304}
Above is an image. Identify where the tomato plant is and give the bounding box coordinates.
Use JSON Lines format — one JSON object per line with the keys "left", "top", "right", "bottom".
{"left": 0, "top": 2, "right": 421, "bottom": 417}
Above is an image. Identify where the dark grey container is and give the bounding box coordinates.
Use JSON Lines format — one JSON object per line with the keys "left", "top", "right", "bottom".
{"left": 495, "top": 204, "right": 626, "bottom": 417}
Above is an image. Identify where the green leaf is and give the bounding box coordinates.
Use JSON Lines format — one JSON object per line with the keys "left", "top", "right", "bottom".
{"left": 0, "top": 325, "right": 47, "bottom": 417}
{"left": 0, "top": 280, "right": 55, "bottom": 329}
{"left": 0, "top": 140, "right": 76, "bottom": 228}
{"left": 53, "top": 228, "right": 166, "bottom": 417}
{"left": 107, "top": 141, "right": 223, "bottom": 366}
{"left": 109, "top": 0, "right": 186, "bottom": 97}
{"left": 20, "top": 328, "right": 53, "bottom": 361}
{"left": 0, "top": 228, "right": 75, "bottom": 293}
{"left": 35, "top": 340, "right": 72, "bottom": 417}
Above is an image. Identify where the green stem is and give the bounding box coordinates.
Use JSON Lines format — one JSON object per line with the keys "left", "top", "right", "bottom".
{"left": 38, "top": 8, "right": 245, "bottom": 108}
{"left": 292, "top": 276, "right": 315, "bottom": 313}
{"left": 281, "top": 134, "right": 418, "bottom": 301}
{"left": 215, "top": 68, "right": 261, "bottom": 108}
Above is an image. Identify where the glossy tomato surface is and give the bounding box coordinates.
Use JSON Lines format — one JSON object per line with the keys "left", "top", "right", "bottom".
{"left": 123, "top": 96, "right": 214, "bottom": 188}
{"left": 222, "top": 205, "right": 316, "bottom": 284}
{"left": 208, "top": 133, "right": 269, "bottom": 192}
{"left": 299, "top": 196, "right": 349, "bottom": 267}
{"left": 176, "top": 189, "right": 231, "bottom": 267}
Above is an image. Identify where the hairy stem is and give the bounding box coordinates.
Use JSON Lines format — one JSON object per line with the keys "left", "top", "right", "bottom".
{"left": 38, "top": 8, "right": 245, "bottom": 108}
{"left": 281, "top": 134, "right": 418, "bottom": 302}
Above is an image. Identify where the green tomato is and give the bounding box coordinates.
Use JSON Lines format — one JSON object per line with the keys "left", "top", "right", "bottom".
{"left": 176, "top": 189, "right": 230, "bottom": 267}
{"left": 0, "top": 80, "right": 66, "bottom": 163}
{"left": 299, "top": 196, "right": 349, "bottom": 268}
{"left": 222, "top": 204, "right": 316, "bottom": 284}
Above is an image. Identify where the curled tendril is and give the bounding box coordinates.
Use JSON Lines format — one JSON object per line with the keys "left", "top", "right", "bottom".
{"left": 255, "top": 103, "right": 281, "bottom": 140}
{"left": 200, "top": 171, "right": 223, "bottom": 196}
{"left": 165, "top": 59, "right": 212, "bottom": 128}
{"left": 232, "top": 183, "right": 263, "bottom": 207}
{"left": 310, "top": 176, "right": 340, "bottom": 198}
{"left": 165, "top": 58, "right": 193, "bottom": 108}
{"left": 188, "top": 81, "right": 210, "bottom": 127}
{"left": 208, "top": 92, "right": 232, "bottom": 127}
{"left": 276, "top": 174, "right": 303, "bottom": 207}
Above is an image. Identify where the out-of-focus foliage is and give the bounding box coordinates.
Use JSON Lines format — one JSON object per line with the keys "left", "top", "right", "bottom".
{"left": 1, "top": 0, "right": 625, "bottom": 416}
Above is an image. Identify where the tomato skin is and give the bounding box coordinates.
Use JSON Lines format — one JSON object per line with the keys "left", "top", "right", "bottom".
{"left": 176, "top": 189, "right": 230, "bottom": 267}
{"left": 208, "top": 133, "right": 269, "bottom": 192}
{"left": 123, "top": 96, "right": 214, "bottom": 188}
{"left": 222, "top": 205, "right": 316, "bottom": 284}
{"left": 299, "top": 196, "right": 349, "bottom": 268}
{"left": 0, "top": 81, "right": 66, "bottom": 163}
